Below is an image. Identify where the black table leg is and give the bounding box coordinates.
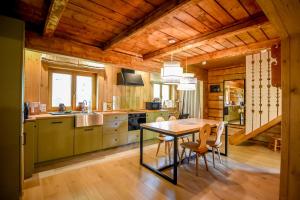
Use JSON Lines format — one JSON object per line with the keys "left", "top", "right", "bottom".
{"left": 140, "top": 128, "right": 143, "bottom": 164}
{"left": 225, "top": 124, "right": 228, "bottom": 156}
{"left": 173, "top": 137, "right": 178, "bottom": 184}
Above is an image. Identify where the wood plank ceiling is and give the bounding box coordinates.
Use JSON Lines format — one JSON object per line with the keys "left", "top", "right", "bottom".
{"left": 12, "top": 0, "right": 279, "bottom": 71}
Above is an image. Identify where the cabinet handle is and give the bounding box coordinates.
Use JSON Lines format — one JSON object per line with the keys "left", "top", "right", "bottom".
{"left": 84, "top": 128, "right": 94, "bottom": 131}
{"left": 115, "top": 129, "right": 117, "bottom": 132}
{"left": 52, "top": 121, "right": 62, "bottom": 124}
{"left": 115, "top": 123, "right": 118, "bottom": 126}
{"left": 114, "top": 138, "right": 118, "bottom": 142}
{"left": 114, "top": 116, "right": 118, "bottom": 119}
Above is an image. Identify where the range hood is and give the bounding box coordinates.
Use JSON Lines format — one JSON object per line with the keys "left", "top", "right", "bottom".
{"left": 117, "top": 68, "right": 144, "bottom": 86}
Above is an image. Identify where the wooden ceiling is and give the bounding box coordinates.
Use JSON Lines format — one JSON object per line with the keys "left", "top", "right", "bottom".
{"left": 8, "top": 0, "right": 280, "bottom": 71}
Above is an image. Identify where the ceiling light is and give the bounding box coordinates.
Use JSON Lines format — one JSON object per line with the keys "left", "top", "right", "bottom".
{"left": 202, "top": 61, "right": 207, "bottom": 65}
{"left": 177, "top": 58, "right": 197, "bottom": 91}
{"left": 168, "top": 39, "right": 176, "bottom": 44}
{"left": 161, "top": 61, "right": 183, "bottom": 85}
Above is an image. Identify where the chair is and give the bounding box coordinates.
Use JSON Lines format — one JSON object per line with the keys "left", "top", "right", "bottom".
{"left": 268, "top": 135, "right": 281, "bottom": 152}
{"left": 155, "top": 117, "right": 173, "bottom": 157}
{"left": 180, "top": 124, "right": 211, "bottom": 175}
{"left": 168, "top": 116, "right": 177, "bottom": 121}
{"left": 207, "top": 121, "right": 225, "bottom": 167}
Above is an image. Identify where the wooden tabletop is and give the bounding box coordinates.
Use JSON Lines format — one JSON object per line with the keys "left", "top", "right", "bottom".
{"left": 141, "top": 118, "right": 220, "bottom": 136}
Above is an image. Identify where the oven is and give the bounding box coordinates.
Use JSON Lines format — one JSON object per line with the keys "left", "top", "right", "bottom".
{"left": 128, "top": 113, "right": 146, "bottom": 131}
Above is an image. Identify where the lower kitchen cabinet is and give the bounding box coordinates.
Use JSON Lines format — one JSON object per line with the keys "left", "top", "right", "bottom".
{"left": 37, "top": 117, "right": 74, "bottom": 162}
{"left": 128, "top": 130, "right": 140, "bottom": 143}
{"left": 23, "top": 121, "right": 36, "bottom": 179}
{"left": 103, "top": 132, "right": 128, "bottom": 149}
{"left": 74, "top": 126, "right": 102, "bottom": 155}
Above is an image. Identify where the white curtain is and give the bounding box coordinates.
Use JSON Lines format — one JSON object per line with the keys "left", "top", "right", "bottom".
{"left": 179, "top": 81, "right": 202, "bottom": 118}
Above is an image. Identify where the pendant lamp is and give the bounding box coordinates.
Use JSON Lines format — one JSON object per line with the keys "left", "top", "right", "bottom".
{"left": 177, "top": 58, "right": 197, "bottom": 91}
{"left": 161, "top": 54, "right": 183, "bottom": 84}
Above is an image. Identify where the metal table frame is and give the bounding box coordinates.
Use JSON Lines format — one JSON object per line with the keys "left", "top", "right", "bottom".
{"left": 140, "top": 124, "right": 228, "bottom": 185}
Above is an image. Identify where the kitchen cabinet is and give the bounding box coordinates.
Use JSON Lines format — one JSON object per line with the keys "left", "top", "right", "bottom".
{"left": 145, "top": 111, "right": 170, "bottom": 139}
{"left": 74, "top": 126, "right": 102, "bottom": 155}
{"left": 103, "top": 133, "right": 128, "bottom": 149}
{"left": 102, "top": 114, "right": 128, "bottom": 149}
{"left": 23, "top": 121, "right": 36, "bottom": 178}
{"left": 37, "top": 117, "right": 74, "bottom": 162}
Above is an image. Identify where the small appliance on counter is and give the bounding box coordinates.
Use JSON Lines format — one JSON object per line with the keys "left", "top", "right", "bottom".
{"left": 145, "top": 102, "right": 161, "bottom": 110}
{"left": 58, "top": 103, "right": 66, "bottom": 112}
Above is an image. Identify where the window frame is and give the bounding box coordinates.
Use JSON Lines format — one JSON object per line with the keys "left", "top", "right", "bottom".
{"left": 49, "top": 68, "right": 97, "bottom": 111}
{"left": 152, "top": 83, "right": 172, "bottom": 101}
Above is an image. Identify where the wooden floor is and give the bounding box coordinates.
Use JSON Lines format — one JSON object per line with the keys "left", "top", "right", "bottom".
{"left": 23, "top": 141, "right": 280, "bottom": 200}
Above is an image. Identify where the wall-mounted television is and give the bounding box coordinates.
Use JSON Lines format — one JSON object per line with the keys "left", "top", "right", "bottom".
{"left": 210, "top": 84, "right": 221, "bottom": 93}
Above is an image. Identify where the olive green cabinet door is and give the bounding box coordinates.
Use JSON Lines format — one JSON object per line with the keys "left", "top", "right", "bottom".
{"left": 24, "top": 121, "right": 36, "bottom": 178}
{"left": 74, "top": 126, "right": 102, "bottom": 155}
{"left": 37, "top": 118, "right": 74, "bottom": 162}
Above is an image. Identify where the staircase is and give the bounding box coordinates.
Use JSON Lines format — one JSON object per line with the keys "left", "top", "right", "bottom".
{"left": 229, "top": 115, "right": 282, "bottom": 145}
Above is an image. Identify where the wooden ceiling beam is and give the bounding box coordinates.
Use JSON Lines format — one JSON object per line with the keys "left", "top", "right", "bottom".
{"left": 44, "top": 0, "right": 69, "bottom": 37}
{"left": 101, "top": 0, "right": 192, "bottom": 50}
{"left": 25, "top": 31, "right": 161, "bottom": 72}
{"left": 185, "top": 38, "right": 280, "bottom": 65}
{"left": 143, "top": 13, "right": 269, "bottom": 60}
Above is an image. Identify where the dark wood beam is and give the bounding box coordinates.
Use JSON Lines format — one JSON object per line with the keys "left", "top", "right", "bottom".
{"left": 44, "top": 0, "right": 69, "bottom": 37}
{"left": 185, "top": 38, "right": 280, "bottom": 65}
{"left": 102, "top": 0, "right": 192, "bottom": 50}
{"left": 143, "top": 14, "right": 269, "bottom": 60}
{"left": 25, "top": 31, "right": 161, "bottom": 72}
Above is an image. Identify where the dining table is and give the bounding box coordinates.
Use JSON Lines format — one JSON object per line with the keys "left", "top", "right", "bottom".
{"left": 139, "top": 118, "right": 228, "bottom": 185}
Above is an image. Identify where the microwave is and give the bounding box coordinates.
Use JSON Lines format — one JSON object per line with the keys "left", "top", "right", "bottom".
{"left": 145, "top": 102, "right": 161, "bottom": 110}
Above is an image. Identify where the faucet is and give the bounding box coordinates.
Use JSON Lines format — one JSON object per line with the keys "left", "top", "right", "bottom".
{"left": 82, "top": 100, "right": 88, "bottom": 112}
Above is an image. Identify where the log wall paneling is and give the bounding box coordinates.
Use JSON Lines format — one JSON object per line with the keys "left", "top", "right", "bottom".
{"left": 207, "top": 65, "right": 246, "bottom": 120}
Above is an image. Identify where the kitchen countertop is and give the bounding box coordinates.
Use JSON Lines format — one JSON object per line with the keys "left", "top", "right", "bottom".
{"left": 25, "top": 109, "right": 172, "bottom": 122}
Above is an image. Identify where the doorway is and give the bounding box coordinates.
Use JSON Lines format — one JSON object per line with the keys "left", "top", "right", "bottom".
{"left": 223, "top": 79, "right": 245, "bottom": 126}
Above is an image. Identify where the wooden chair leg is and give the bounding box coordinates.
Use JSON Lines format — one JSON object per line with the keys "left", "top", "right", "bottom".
{"left": 188, "top": 149, "right": 192, "bottom": 164}
{"left": 217, "top": 148, "right": 222, "bottom": 164}
{"left": 179, "top": 147, "right": 185, "bottom": 166}
{"left": 212, "top": 147, "right": 215, "bottom": 168}
{"left": 195, "top": 154, "right": 199, "bottom": 176}
{"left": 274, "top": 140, "right": 277, "bottom": 152}
{"left": 156, "top": 142, "right": 161, "bottom": 156}
{"left": 164, "top": 141, "right": 167, "bottom": 154}
{"left": 203, "top": 154, "right": 208, "bottom": 171}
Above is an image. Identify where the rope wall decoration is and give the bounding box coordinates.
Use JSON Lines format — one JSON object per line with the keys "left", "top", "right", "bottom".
{"left": 267, "top": 51, "right": 271, "bottom": 121}
{"left": 276, "top": 87, "right": 279, "bottom": 116}
{"left": 245, "top": 49, "right": 282, "bottom": 135}
{"left": 251, "top": 54, "right": 255, "bottom": 132}
{"left": 259, "top": 52, "right": 263, "bottom": 127}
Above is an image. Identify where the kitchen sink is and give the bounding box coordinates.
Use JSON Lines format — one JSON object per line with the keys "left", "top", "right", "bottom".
{"left": 75, "top": 112, "right": 103, "bottom": 127}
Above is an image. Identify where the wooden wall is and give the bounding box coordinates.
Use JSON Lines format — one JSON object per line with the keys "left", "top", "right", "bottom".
{"left": 24, "top": 50, "right": 152, "bottom": 111}
{"left": 207, "top": 65, "right": 246, "bottom": 120}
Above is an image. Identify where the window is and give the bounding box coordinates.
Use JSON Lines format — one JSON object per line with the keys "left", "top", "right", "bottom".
{"left": 152, "top": 83, "right": 171, "bottom": 101}
{"left": 51, "top": 73, "right": 72, "bottom": 107}
{"left": 153, "top": 83, "right": 161, "bottom": 99}
{"left": 49, "top": 70, "right": 96, "bottom": 110}
{"left": 162, "top": 85, "right": 170, "bottom": 101}
{"left": 76, "top": 75, "right": 92, "bottom": 106}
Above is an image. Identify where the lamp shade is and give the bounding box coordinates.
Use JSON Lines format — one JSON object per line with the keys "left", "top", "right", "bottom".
{"left": 177, "top": 73, "right": 197, "bottom": 91}
{"left": 161, "top": 61, "right": 183, "bottom": 84}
